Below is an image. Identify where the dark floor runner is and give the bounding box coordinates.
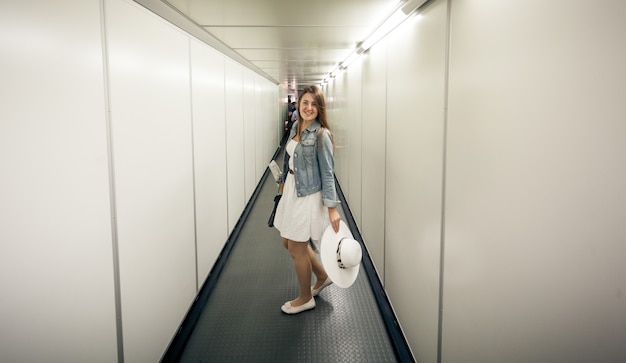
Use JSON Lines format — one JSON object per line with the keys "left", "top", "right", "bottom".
{"left": 177, "top": 154, "right": 398, "bottom": 362}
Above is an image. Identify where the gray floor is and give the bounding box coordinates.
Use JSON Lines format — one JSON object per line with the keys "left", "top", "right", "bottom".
{"left": 179, "top": 155, "right": 397, "bottom": 362}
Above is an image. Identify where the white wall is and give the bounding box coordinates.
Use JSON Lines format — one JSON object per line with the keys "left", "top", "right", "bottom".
{"left": 243, "top": 69, "right": 257, "bottom": 202}
{"left": 344, "top": 61, "right": 364, "bottom": 225}
{"left": 0, "top": 0, "right": 279, "bottom": 362}
{"left": 105, "top": 1, "right": 197, "bottom": 361}
{"left": 324, "top": 0, "right": 626, "bottom": 362}
{"left": 385, "top": 2, "right": 447, "bottom": 362}
{"left": 360, "top": 40, "right": 388, "bottom": 281}
{"left": 224, "top": 59, "right": 246, "bottom": 232}
{"left": 0, "top": 1, "right": 118, "bottom": 362}
{"left": 190, "top": 39, "right": 228, "bottom": 283}
{"left": 327, "top": 71, "right": 348, "bottom": 185}
{"left": 443, "top": 0, "right": 626, "bottom": 362}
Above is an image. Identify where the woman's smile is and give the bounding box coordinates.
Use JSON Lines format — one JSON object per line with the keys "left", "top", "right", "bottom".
{"left": 299, "top": 93, "right": 318, "bottom": 122}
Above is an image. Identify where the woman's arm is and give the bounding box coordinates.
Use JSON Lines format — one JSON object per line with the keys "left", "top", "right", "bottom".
{"left": 328, "top": 207, "right": 341, "bottom": 232}
{"left": 317, "top": 128, "right": 341, "bottom": 231}
{"left": 317, "top": 128, "right": 339, "bottom": 208}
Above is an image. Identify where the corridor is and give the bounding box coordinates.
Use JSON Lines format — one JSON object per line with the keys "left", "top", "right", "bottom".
{"left": 3, "top": 1, "right": 626, "bottom": 362}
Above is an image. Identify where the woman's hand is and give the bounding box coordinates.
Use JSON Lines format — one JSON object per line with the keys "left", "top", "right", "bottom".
{"left": 328, "top": 207, "right": 341, "bottom": 233}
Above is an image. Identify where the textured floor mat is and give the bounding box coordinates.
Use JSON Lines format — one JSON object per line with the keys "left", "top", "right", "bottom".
{"left": 179, "top": 160, "right": 397, "bottom": 362}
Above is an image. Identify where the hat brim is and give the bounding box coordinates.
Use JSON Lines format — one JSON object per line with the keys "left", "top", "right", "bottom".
{"left": 320, "top": 221, "right": 360, "bottom": 288}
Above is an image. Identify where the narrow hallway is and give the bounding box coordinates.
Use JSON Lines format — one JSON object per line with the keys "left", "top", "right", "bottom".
{"left": 165, "top": 149, "right": 408, "bottom": 362}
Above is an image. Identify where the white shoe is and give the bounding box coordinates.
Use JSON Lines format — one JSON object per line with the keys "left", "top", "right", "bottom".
{"left": 311, "top": 277, "right": 333, "bottom": 297}
{"left": 281, "top": 298, "right": 316, "bottom": 314}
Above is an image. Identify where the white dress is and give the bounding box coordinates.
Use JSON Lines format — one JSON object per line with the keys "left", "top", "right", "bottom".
{"left": 273, "top": 139, "right": 330, "bottom": 242}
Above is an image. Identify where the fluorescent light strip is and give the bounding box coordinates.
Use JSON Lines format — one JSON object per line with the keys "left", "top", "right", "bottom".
{"left": 340, "top": 50, "right": 361, "bottom": 69}
{"left": 323, "top": 0, "right": 427, "bottom": 82}
{"left": 402, "top": 0, "right": 428, "bottom": 15}
{"left": 361, "top": 8, "right": 407, "bottom": 51}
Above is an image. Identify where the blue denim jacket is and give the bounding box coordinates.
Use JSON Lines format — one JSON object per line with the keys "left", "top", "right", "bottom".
{"left": 283, "top": 120, "right": 340, "bottom": 208}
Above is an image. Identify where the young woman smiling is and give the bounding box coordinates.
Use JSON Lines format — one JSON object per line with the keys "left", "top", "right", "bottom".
{"left": 273, "top": 85, "right": 340, "bottom": 314}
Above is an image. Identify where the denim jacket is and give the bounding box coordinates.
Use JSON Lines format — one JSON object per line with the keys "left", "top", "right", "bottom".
{"left": 283, "top": 120, "right": 340, "bottom": 208}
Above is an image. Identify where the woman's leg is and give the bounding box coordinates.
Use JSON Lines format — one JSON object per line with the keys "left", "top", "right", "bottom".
{"left": 308, "top": 246, "right": 329, "bottom": 289}
{"left": 287, "top": 239, "right": 313, "bottom": 306}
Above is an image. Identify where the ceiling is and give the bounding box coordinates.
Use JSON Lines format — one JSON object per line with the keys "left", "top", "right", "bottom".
{"left": 160, "top": 0, "right": 405, "bottom": 93}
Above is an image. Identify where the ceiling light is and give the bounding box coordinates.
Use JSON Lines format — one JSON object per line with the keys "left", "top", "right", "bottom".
{"left": 360, "top": 0, "right": 427, "bottom": 52}
{"left": 330, "top": 70, "right": 337, "bottom": 78}
{"left": 402, "top": 0, "right": 428, "bottom": 15}
{"left": 339, "top": 50, "right": 361, "bottom": 69}
{"left": 361, "top": 9, "right": 406, "bottom": 51}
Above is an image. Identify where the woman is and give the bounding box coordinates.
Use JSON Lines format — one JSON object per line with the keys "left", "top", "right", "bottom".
{"left": 273, "top": 85, "right": 341, "bottom": 314}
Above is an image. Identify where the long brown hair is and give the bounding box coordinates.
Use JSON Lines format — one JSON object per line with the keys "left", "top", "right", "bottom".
{"left": 297, "top": 85, "right": 334, "bottom": 146}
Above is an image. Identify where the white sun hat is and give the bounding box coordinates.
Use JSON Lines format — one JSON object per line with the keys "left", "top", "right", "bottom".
{"left": 320, "top": 221, "right": 362, "bottom": 288}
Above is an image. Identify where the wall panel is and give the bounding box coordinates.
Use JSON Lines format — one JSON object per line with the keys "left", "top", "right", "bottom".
{"left": 190, "top": 38, "right": 228, "bottom": 283}
{"left": 266, "top": 81, "right": 280, "bottom": 173}
{"left": 243, "top": 69, "right": 257, "bottom": 200}
{"left": 255, "top": 80, "right": 279, "bottom": 178}
{"left": 344, "top": 61, "right": 364, "bottom": 225}
{"left": 360, "top": 42, "right": 388, "bottom": 280}
{"left": 0, "top": 1, "right": 118, "bottom": 362}
{"left": 329, "top": 70, "right": 350, "bottom": 188}
{"left": 105, "top": 0, "right": 196, "bottom": 361}
{"left": 254, "top": 78, "right": 264, "bottom": 179}
{"left": 385, "top": 2, "right": 448, "bottom": 361}
{"left": 224, "top": 59, "right": 246, "bottom": 232}
{"left": 443, "top": 0, "right": 626, "bottom": 362}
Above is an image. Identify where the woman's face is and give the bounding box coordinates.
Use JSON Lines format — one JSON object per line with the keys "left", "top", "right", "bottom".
{"left": 299, "top": 93, "right": 318, "bottom": 123}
